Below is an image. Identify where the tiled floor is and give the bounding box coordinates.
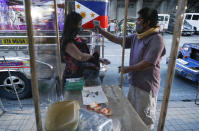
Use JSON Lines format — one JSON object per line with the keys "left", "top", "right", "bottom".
{"left": 153, "top": 101, "right": 199, "bottom": 131}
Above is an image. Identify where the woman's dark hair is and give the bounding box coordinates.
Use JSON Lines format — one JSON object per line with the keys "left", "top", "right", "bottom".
{"left": 138, "top": 7, "right": 158, "bottom": 28}
{"left": 61, "top": 12, "right": 82, "bottom": 59}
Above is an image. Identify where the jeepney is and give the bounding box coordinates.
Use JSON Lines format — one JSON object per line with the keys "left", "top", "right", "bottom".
{"left": 0, "top": 0, "right": 106, "bottom": 99}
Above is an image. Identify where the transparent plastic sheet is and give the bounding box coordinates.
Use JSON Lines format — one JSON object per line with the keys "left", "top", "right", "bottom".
{"left": 31, "top": 0, "right": 65, "bottom": 106}
{"left": 77, "top": 108, "right": 113, "bottom": 131}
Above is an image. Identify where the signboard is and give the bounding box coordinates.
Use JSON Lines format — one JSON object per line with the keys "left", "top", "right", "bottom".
{"left": 1, "top": 38, "right": 28, "bottom": 45}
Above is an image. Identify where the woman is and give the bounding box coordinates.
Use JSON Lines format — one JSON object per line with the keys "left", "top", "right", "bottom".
{"left": 61, "top": 12, "right": 109, "bottom": 86}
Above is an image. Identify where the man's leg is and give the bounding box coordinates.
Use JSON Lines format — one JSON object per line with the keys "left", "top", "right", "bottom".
{"left": 128, "top": 86, "right": 157, "bottom": 130}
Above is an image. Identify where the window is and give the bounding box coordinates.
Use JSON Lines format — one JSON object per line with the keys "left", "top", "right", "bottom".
{"left": 165, "top": 16, "right": 168, "bottom": 21}
{"left": 158, "top": 16, "right": 164, "bottom": 21}
{"left": 185, "top": 15, "right": 192, "bottom": 20}
{"left": 192, "top": 15, "right": 199, "bottom": 20}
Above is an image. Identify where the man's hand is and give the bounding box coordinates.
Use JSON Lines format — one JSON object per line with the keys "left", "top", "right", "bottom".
{"left": 118, "top": 66, "right": 129, "bottom": 74}
{"left": 100, "top": 58, "right": 111, "bottom": 65}
{"left": 95, "top": 25, "right": 102, "bottom": 33}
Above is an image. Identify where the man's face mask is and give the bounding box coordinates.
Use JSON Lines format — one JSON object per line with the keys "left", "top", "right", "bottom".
{"left": 136, "top": 22, "right": 144, "bottom": 34}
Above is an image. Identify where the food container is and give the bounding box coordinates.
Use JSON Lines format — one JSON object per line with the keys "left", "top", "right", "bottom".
{"left": 65, "top": 78, "right": 85, "bottom": 91}
{"left": 45, "top": 101, "right": 80, "bottom": 131}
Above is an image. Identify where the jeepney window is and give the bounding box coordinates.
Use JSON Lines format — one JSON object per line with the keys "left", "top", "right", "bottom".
{"left": 185, "top": 14, "right": 192, "bottom": 20}
{"left": 192, "top": 15, "right": 199, "bottom": 20}
{"left": 165, "top": 16, "right": 168, "bottom": 21}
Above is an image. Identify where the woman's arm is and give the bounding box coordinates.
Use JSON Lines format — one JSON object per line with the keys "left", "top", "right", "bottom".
{"left": 65, "top": 42, "right": 92, "bottom": 61}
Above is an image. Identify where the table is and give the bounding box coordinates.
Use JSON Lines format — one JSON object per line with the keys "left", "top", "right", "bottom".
{"left": 64, "top": 85, "right": 148, "bottom": 131}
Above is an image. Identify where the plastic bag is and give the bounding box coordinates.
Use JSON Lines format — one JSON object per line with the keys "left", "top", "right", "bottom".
{"left": 77, "top": 108, "right": 113, "bottom": 131}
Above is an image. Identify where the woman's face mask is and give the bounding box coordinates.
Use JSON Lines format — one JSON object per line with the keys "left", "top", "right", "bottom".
{"left": 77, "top": 20, "right": 83, "bottom": 32}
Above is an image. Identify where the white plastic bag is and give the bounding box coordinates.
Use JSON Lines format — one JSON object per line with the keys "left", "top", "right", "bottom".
{"left": 77, "top": 108, "right": 113, "bottom": 131}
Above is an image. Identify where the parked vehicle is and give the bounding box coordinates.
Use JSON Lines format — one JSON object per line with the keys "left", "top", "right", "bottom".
{"left": 167, "top": 43, "right": 199, "bottom": 82}
{"left": 158, "top": 14, "right": 170, "bottom": 32}
{"left": 184, "top": 13, "right": 199, "bottom": 34}
{"left": 118, "top": 18, "right": 136, "bottom": 36}
{"left": 167, "top": 13, "right": 194, "bottom": 36}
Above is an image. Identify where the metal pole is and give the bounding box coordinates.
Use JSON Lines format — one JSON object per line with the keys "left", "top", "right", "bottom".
{"left": 119, "top": 0, "right": 129, "bottom": 88}
{"left": 53, "top": 0, "right": 64, "bottom": 100}
{"left": 195, "top": 82, "right": 199, "bottom": 105}
{"left": 0, "top": 98, "right": 5, "bottom": 113}
{"left": 158, "top": 0, "right": 187, "bottom": 130}
{"left": 24, "top": 0, "right": 42, "bottom": 130}
{"left": 102, "top": 36, "right": 104, "bottom": 58}
{"left": 2, "top": 56, "right": 22, "bottom": 110}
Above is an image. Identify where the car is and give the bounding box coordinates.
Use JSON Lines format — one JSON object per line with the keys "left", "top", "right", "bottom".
{"left": 184, "top": 13, "right": 199, "bottom": 34}
{"left": 167, "top": 13, "right": 194, "bottom": 36}
{"left": 158, "top": 14, "right": 170, "bottom": 33}
{"left": 167, "top": 43, "right": 199, "bottom": 82}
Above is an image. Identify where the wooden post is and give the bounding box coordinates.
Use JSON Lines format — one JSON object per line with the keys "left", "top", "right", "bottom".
{"left": 54, "top": 0, "right": 63, "bottom": 99}
{"left": 158, "top": 0, "right": 187, "bottom": 130}
{"left": 64, "top": 0, "right": 69, "bottom": 15}
{"left": 119, "top": 0, "right": 129, "bottom": 88}
{"left": 23, "top": 0, "right": 42, "bottom": 130}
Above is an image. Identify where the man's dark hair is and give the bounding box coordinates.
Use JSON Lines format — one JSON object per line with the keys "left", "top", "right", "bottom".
{"left": 138, "top": 7, "right": 158, "bottom": 27}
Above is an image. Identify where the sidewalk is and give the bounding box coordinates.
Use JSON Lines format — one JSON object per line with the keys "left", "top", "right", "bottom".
{"left": 0, "top": 99, "right": 199, "bottom": 131}
{"left": 154, "top": 101, "right": 199, "bottom": 131}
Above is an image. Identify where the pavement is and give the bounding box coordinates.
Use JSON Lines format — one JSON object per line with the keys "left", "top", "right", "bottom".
{"left": 0, "top": 91, "right": 199, "bottom": 131}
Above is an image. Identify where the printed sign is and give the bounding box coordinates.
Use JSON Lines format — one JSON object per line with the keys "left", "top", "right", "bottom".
{"left": 1, "top": 38, "right": 28, "bottom": 45}
{"left": 0, "top": 62, "right": 23, "bottom": 66}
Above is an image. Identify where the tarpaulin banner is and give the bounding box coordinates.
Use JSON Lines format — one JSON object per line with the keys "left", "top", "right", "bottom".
{"left": 75, "top": 0, "right": 109, "bottom": 29}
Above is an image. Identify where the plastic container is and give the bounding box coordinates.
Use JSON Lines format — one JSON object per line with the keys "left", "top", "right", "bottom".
{"left": 65, "top": 78, "right": 85, "bottom": 91}
{"left": 45, "top": 101, "right": 80, "bottom": 131}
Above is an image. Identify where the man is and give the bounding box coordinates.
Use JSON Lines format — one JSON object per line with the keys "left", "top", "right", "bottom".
{"left": 109, "top": 20, "right": 116, "bottom": 34}
{"left": 96, "top": 7, "right": 166, "bottom": 130}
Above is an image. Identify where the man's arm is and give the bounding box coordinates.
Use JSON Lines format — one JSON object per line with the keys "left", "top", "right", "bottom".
{"left": 120, "top": 60, "right": 153, "bottom": 73}
{"left": 97, "top": 26, "right": 122, "bottom": 45}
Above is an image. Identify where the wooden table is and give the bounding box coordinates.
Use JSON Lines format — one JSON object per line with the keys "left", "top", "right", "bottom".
{"left": 64, "top": 85, "right": 148, "bottom": 131}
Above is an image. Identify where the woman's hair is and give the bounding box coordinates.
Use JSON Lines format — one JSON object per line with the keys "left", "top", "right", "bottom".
{"left": 61, "top": 12, "right": 82, "bottom": 58}
{"left": 138, "top": 7, "right": 158, "bottom": 28}
{"left": 62, "top": 11, "right": 82, "bottom": 42}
